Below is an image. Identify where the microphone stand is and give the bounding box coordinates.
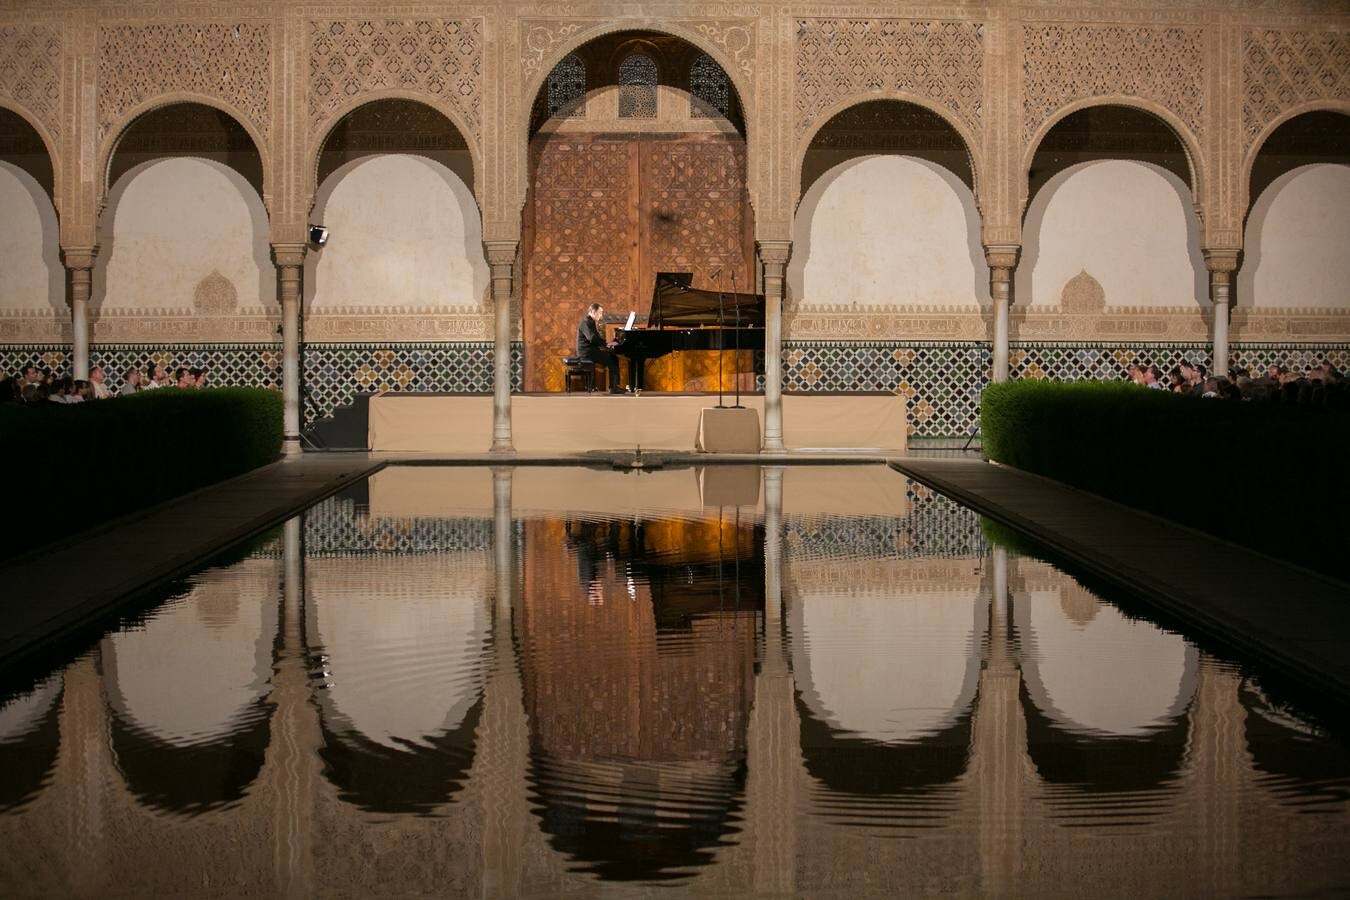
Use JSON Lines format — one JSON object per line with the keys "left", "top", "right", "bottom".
{"left": 715, "top": 267, "right": 726, "bottom": 409}
{"left": 730, "top": 268, "right": 744, "bottom": 409}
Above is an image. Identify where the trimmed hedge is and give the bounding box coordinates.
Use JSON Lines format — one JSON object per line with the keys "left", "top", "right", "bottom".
{"left": 981, "top": 380, "right": 1350, "bottom": 583}
{"left": 1, "top": 388, "right": 283, "bottom": 561}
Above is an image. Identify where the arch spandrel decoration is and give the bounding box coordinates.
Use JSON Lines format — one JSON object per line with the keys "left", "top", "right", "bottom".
{"left": 307, "top": 18, "right": 483, "bottom": 141}
{"left": 97, "top": 23, "right": 272, "bottom": 146}
{"left": 0, "top": 24, "right": 63, "bottom": 143}
{"left": 1243, "top": 29, "right": 1350, "bottom": 156}
{"left": 794, "top": 19, "right": 985, "bottom": 140}
{"left": 1021, "top": 23, "right": 1207, "bottom": 150}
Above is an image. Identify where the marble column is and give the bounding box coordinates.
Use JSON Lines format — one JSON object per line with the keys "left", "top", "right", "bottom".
{"left": 273, "top": 244, "right": 306, "bottom": 457}
{"left": 1204, "top": 250, "right": 1240, "bottom": 378}
{"left": 985, "top": 247, "right": 1020, "bottom": 384}
{"left": 484, "top": 241, "right": 518, "bottom": 453}
{"left": 757, "top": 241, "right": 791, "bottom": 454}
{"left": 63, "top": 247, "right": 97, "bottom": 380}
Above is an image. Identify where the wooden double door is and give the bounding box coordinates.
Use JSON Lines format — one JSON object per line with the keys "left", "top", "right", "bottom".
{"left": 522, "top": 132, "right": 755, "bottom": 392}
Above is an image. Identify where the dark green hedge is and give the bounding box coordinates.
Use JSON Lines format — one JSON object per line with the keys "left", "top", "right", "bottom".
{"left": 1, "top": 388, "right": 282, "bottom": 561}
{"left": 981, "top": 380, "right": 1350, "bottom": 583}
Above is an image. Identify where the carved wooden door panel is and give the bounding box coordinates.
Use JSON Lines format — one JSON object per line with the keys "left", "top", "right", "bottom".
{"left": 523, "top": 136, "right": 638, "bottom": 393}
{"left": 523, "top": 132, "right": 754, "bottom": 392}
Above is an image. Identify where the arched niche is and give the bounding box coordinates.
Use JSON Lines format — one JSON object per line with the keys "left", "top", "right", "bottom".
{"left": 99, "top": 559, "right": 282, "bottom": 813}
{"left": 790, "top": 100, "right": 987, "bottom": 314}
{"left": 1240, "top": 111, "right": 1350, "bottom": 311}
{"left": 96, "top": 103, "right": 272, "bottom": 320}
{"left": 1012, "top": 583, "right": 1198, "bottom": 796}
{"left": 304, "top": 557, "right": 491, "bottom": 814}
{"left": 0, "top": 107, "right": 62, "bottom": 315}
{"left": 1018, "top": 105, "right": 1206, "bottom": 313}
{"left": 0, "top": 672, "right": 64, "bottom": 812}
{"left": 305, "top": 98, "right": 488, "bottom": 317}
{"left": 787, "top": 576, "right": 986, "bottom": 800}
{"left": 523, "top": 31, "right": 752, "bottom": 393}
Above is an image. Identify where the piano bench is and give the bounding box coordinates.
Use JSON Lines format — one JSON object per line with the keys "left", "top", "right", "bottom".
{"left": 562, "top": 357, "right": 597, "bottom": 393}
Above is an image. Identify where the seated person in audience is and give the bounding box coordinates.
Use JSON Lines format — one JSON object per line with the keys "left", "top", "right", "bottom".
{"left": 143, "top": 363, "right": 167, "bottom": 389}
{"left": 120, "top": 367, "right": 142, "bottom": 395}
{"left": 191, "top": 367, "right": 207, "bottom": 388}
{"left": 1200, "top": 377, "right": 1220, "bottom": 399}
{"left": 89, "top": 365, "right": 112, "bottom": 400}
{"left": 576, "top": 302, "right": 623, "bottom": 394}
{"left": 72, "top": 380, "right": 94, "bottom": 403}
{"left": 47, "top": 377, "right": 71, "bottom": 403}
{"left": 19, "top": 365, "right": 43, "bottom": 402}
{"left": 174, "top": 367, "right": 194, "bottom": 389}
{"left": 1144, "top": 365, "right": 1166, "bottom": 390}
{"left": 1125, "top": 363, "right": 1147, "bottom": 386}
{"left": 1267, "top": 363, "right": 1281, "bottom": 381}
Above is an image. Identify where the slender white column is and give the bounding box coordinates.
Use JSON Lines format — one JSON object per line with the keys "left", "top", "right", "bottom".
{"left": 485, "top": 241, "right": 518, "bottom": 453}
{"left": 1205, "top": 250, "right": 1239, "bottom": 378}
{"left": 757, "top": 241, "right": 791, "bottom": 453}
{"left": 985, "top": 247, "right": 1020, "bottom": 384}
{"left": 62, "top": 247, "right": 97, "bottom": 380}
{"left": 273, "top": 244, "right": 306, "bottom": 457}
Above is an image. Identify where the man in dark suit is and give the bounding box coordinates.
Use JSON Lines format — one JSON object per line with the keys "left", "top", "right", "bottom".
{"left": 577, "top": 302, "right": 623, "bottom": 394}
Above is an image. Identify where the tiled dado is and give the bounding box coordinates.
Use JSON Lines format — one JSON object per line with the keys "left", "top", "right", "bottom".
{"left": 782, "top": 342, "right": 1350, "bottom": 438}
{"left": 302, "top": 342, "right": 523, "bottom": 424}
{"left": 5, "top": 341, "right": 1346, "bottom": 439}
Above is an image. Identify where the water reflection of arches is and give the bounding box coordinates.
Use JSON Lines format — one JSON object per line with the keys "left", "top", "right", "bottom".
{"left": 519, "top": 515, "right": 756, "bottom": 880}
{"left": 787, "top": 578, "right": 986, "bottom": 797}
{"left": 1013, "top": 583, "right": 1198, "bottom": 793}
{"left": 100, "top": 567, "right": 280, "bottom": 812}
{"left": 0, "top": 673, "right": 64, "bottom": 811}
{"left": 304, "top": 559, "right": 490, "bottom": 814}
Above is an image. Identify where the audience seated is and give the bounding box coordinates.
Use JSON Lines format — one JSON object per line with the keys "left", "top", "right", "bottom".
{"left": 1126, "top": 356, "right": 1346, "bottom": 411}
{"left": 2, "top": 354, "right": 219, "bottom": 406}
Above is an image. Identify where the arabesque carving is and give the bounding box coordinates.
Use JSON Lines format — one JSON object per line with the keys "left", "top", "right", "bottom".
{"left": 192, "top": 271, "right": 238, "bottom": 316}
{"left": 309, "top": 18, "right": 483, "bottom": 136}
{"left": 1022, "top": 24, "right": 1205, "bottom": 145}
{"left": 795, "top": 19, "right": 984, "bottom": 138}
{"left": 97, "top": 23, "right": 272, "bottom": 142}
{"left": 0, "top": 25, "right": 62, "bottom": 140}
{"left": 1243, "top": 29, "right": 1350, "bottom": 150}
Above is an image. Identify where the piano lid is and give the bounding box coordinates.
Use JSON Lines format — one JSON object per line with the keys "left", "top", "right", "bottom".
{"left": 649, "top": 272, "right": 765, "bottom": 329}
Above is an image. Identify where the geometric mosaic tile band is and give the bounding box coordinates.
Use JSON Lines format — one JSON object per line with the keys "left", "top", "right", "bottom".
{"left": 299, "top": 493, "right": 499, "bottom": 557}
{"left": 6, "top": 341, "right": 1346, "bottom": 440}
{"left": 303, "top": 342, "right": 524, "bottom": 425}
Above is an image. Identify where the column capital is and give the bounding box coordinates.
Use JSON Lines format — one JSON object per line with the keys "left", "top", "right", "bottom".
{"left": 484, "top": 240, "right": 519, "bottom": 268}
{"left": 983, "top": 245, "right": 1021, "bottom": 270}
{"left": 60, "top": 246, "right": 98, "bottom": 270}
{"left": 756, "top": 240, "right": 792, "bottom": 268}
{"left": 1202, "top": 248, "right": 1241, "bottom": 274}
{"left": 271, "top": 243, "right": 308, "bottom": 268}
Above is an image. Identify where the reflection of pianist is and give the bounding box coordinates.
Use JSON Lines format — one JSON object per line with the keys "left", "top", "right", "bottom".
{"left": 565, "top": 519, "right": 617, "bottom": 605}
{"left": 577, "top": 302, "right": 623, "bottom": 394}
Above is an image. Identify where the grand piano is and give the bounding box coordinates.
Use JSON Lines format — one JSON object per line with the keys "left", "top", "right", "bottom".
{"left": 615, "top": 272, "right": 765, "bottom": 391}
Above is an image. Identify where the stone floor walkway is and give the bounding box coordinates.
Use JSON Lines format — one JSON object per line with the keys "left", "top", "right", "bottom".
{"left": 0, "top": 453, "right": 384, "bottom": 671}
{"left": 891, "top": 457, "right": 1350, "bottom": 709}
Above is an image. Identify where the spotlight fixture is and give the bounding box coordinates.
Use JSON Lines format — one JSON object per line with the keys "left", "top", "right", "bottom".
{"left": 308, "top": 224, "right": 329, "bottom": 247}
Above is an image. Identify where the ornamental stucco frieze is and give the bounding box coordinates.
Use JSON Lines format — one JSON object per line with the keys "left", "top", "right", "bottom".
{"left": 97, "top": 22, "right": 272, "bottom": 143}
{"left": 0, "top": 24, "right": 62, "bottom": 141}
{"left": 1242, "top": 28, "right": 1350, "bottom": 153}
{"left": 307, "top": 17, "right": 484, "bottom": 139}
{"left": 1021, "top": 22, "right": 1206, "bottom": 147}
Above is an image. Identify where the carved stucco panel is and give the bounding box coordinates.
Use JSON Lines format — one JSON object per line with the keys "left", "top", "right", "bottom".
{"left": 795, "top": 18, "right": 984, "bottom": 139}
{"left": 1243, "top": 28, "right": 1350, "bottom": 151}
{"left": 307, "top": 18, "right": 483, "bottom": 138}
{"left": 1022, "top": 23, "right": 1205, "bottom": 145}
{"left": 0, "top": 24, "right": 62, "bottom": 141}
{"left": 520, "top": 17, "right": 755, "bottom": 84}
{"left": 97, "top": 23, "right": 272, "bottom": 142}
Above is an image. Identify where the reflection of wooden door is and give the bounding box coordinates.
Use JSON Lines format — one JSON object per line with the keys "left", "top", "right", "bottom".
{"left": 523, "top": 133, "right": 754, "bottom": 392}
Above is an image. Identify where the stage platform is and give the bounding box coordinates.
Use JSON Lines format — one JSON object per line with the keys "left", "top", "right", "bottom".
{"left": 367, "top": 392, "right": 906, "bottom": 454}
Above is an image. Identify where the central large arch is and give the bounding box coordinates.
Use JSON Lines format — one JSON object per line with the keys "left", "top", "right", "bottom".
{"left": 520, "top": 30, "right": 755, "bottom": 393}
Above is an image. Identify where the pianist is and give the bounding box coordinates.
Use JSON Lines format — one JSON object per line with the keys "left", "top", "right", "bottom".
{"left": 577, "top": 302, "right": 624, "bottom": 394}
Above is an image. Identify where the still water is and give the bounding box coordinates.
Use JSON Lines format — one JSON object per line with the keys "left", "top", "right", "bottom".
{"left": 1, "top": 465, "right": 1348, "bottom": 896}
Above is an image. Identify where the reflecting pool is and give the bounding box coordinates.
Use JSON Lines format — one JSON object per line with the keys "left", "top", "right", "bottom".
{"left": 1, "top": 465, "right": 1348, "bottom": 896}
